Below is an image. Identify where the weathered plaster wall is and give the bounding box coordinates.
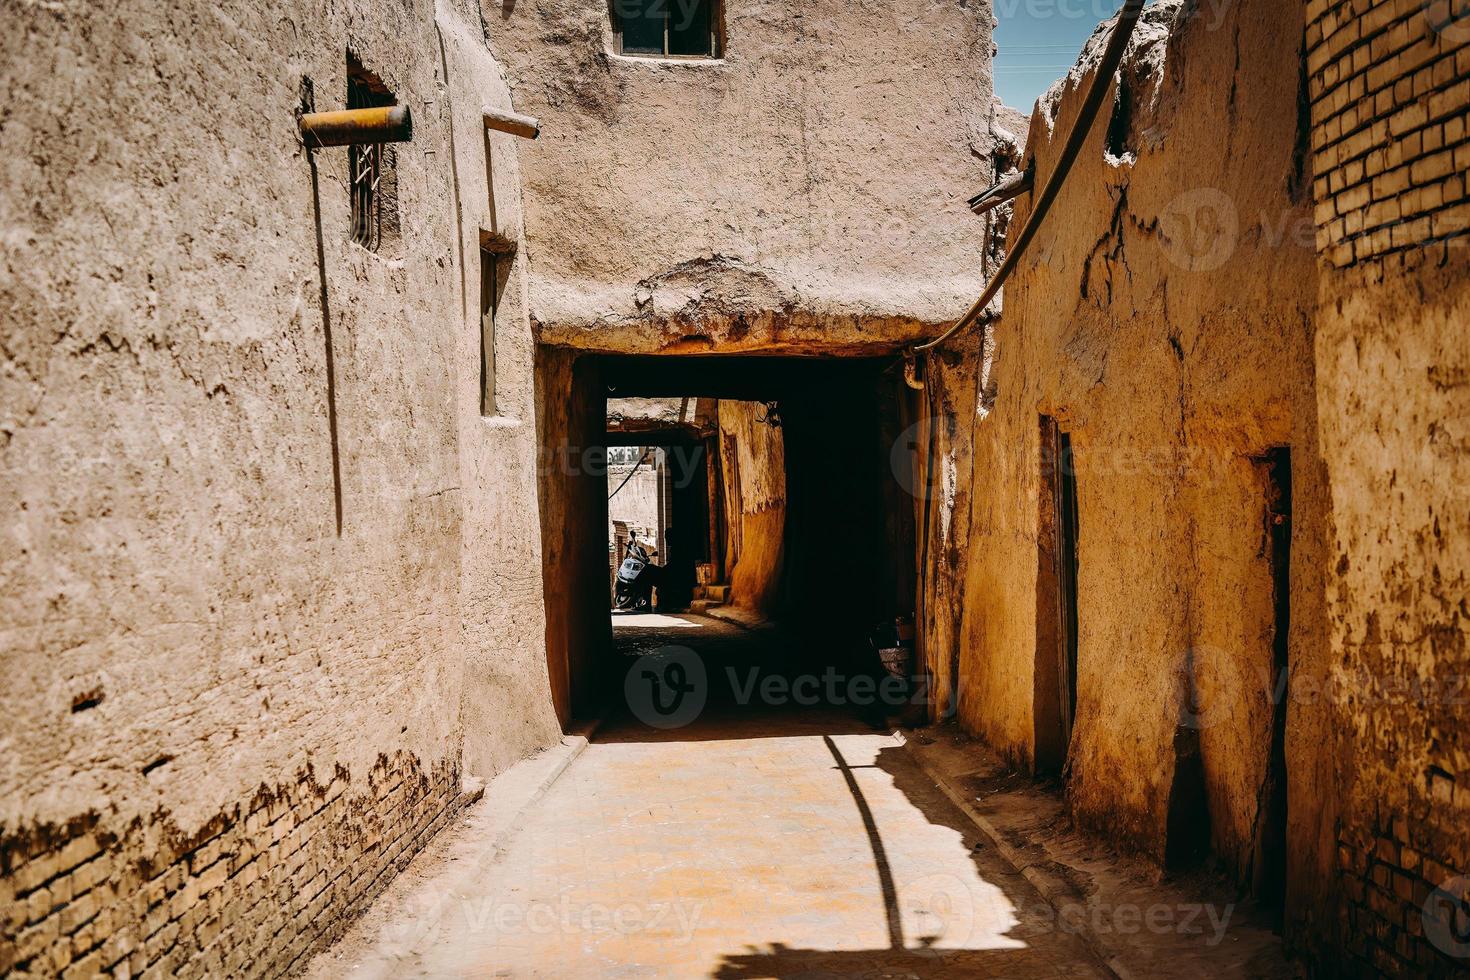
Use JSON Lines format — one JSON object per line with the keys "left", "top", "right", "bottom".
{"left": 1311, "top": 255, "right": 1470, "bottom": 977}
{"left": 1305, "top": 0, "right": 1470, "bottom": 972}
{"left": 488, "top": 0, "right": 1006, "bottom": 354}
{"left": 533, "top": 348, "right": 612, "bottom": 723}
{"left": 439, "top": 4, "right": 564, "bottom": 785}
{"left": 716, "top": 400, "right": 786, "bottom": 616}
{"left": 952, "top": 0, "right": 1330, "bottom": 916}
{"left": 607, "top": 462, "right": 663, "bottom": 548}
{"left": 913, "top": 333, "right": 984, "bottom": 722}
{"left": 0, "top": 0, "right": 559, "bottom": 973}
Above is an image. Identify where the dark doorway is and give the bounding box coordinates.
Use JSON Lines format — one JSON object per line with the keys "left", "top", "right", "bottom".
{"left": 1035, "top": 416, "right": 1080, "bottom": 775}
{"left": 1253, "top": 447, "right": 1292, "bottom": 928}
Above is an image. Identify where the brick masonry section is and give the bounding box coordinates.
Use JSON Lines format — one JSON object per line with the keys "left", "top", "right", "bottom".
{"left": 1307, "top": 0, "right": 1470, "bottom": 266}
{"left": 1306, "top": 4, "right": 1470, "bottom": 974}
{"left": 0, "top": 753, "right": 476, "bottom": 979}
{"left": 1336, "top": 795, "right": 1470, "bottom": 977}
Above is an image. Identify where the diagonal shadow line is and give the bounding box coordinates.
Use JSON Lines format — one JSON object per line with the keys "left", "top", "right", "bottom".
{"left": 823, "top": 734, "right": 903, "bottom": 951}
{"left": 307, "top": 149, "right": 344, "bottom": 536}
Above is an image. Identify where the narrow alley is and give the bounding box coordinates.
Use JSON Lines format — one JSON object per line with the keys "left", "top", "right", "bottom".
{"left": 4, "top": 0, "right": 1469, "bottom": 977}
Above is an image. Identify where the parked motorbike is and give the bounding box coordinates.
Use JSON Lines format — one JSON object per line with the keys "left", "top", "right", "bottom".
{"left": 614, "top": 536, "right": 664, "bottom": 612}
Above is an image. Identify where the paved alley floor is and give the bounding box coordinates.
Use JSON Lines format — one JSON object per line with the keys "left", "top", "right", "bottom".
{"left": 310, "top": 615, "right": 1111, "bottom": 978}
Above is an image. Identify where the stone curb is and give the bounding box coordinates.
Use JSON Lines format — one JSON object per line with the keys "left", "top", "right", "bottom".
{"left": 479, "top": 713, "right": 605, "bottom": 842}
{"left": 460, "top": 716, "right": 601, "bottom": 838}
{"left": 530, "top": 717, "right": 601, "bottom": 805}
{"left": 893, "top": 729, "right": 1135, "bottom": 980}
{"left": 699, "top": 606, "right": 764, "bottom": 631}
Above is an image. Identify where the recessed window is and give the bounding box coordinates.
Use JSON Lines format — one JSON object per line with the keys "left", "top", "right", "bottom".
{"left": 347, "top": 54, "right": 400, "bottom": 251}
{"left": 480, "top": 234, "right": 516, "bottom": 417}
{"left": 612, "top": 0, "right": 721, "bottom": 59}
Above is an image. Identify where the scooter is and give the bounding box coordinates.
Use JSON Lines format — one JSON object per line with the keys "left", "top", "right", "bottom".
{"left": 614, "top": 535, "right": 664, "bottom": 612}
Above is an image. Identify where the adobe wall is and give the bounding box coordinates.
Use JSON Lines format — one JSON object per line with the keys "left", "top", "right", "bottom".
{"left": 911, "top": 105, "right": 1023, "bottom": 723}
{"left": 440, "top": 7, "right": 565, "bottom": 783}
{"left": 952, "top": 0, "right": 1333, "bottom": 925}
{"left": 607, "top": 455, "right": 664, "bottom": 554}
{"left": 0, "top": 0, "right": 560, "bottom": 974}
{"left": 533, "top": 348, "right": 613, "bottom": 723}
{"left": 912, "top": 332, "right": 985, "bottom": 722}
{"left": 1305, "top": 0, "right": 1470, "bottom": 972}
{"left": 487, "top": 0, "right": 1009, "bottom": 355}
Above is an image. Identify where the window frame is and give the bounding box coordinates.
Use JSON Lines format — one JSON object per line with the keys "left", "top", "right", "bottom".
{"left": 610, "top": 0, "right": 724, "bottom": 61}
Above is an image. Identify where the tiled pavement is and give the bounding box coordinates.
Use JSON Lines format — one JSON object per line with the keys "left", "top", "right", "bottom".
{"left": 321, "top": 616, "right": 1112, "bottom": 978}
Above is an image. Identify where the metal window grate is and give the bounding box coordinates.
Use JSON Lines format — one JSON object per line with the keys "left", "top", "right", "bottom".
{"left": 349, "top": 140, "right": 384, "bottom": 251}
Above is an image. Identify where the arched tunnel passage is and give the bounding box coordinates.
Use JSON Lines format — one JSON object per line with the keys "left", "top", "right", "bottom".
{"left": 534, "top": 350, "right": 921, "bottom": 732}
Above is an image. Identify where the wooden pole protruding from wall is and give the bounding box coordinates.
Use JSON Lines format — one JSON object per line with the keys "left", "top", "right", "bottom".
{"left": 299, "top": 105, "right": 413, "bottom": 147}
{"left": 483, "top": 106, "right": 541, "bottom": 140}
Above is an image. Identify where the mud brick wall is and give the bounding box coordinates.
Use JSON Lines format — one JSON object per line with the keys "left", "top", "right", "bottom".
{"left": 1, "top": 753, "right": 473, "bottom": 979}
{"left": 1308, "top": 0, "right": 1470, "bottom": 265}
{"left": 955, "top": 0, "right": 1331, "bottom": 898}
{"left": 1306, "top": 0, "right": 1470, "bottom": 975}
{"left": 2, "top": 1, "right": 560, "bottom": 978}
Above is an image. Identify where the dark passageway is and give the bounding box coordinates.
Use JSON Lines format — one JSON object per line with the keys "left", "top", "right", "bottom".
{"left": 538, "top": 354, "right": 922, "bottom": 727}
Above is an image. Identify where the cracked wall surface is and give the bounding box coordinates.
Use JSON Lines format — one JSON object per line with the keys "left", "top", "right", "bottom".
{"left": 0, "top": 0, "right": 561, "bottom": 973}
{"left": 948, "top": 0, "right": 1333, "bottom": 944}
{"left": 942, "top": 0, "right": 1470, "bottom": 969}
